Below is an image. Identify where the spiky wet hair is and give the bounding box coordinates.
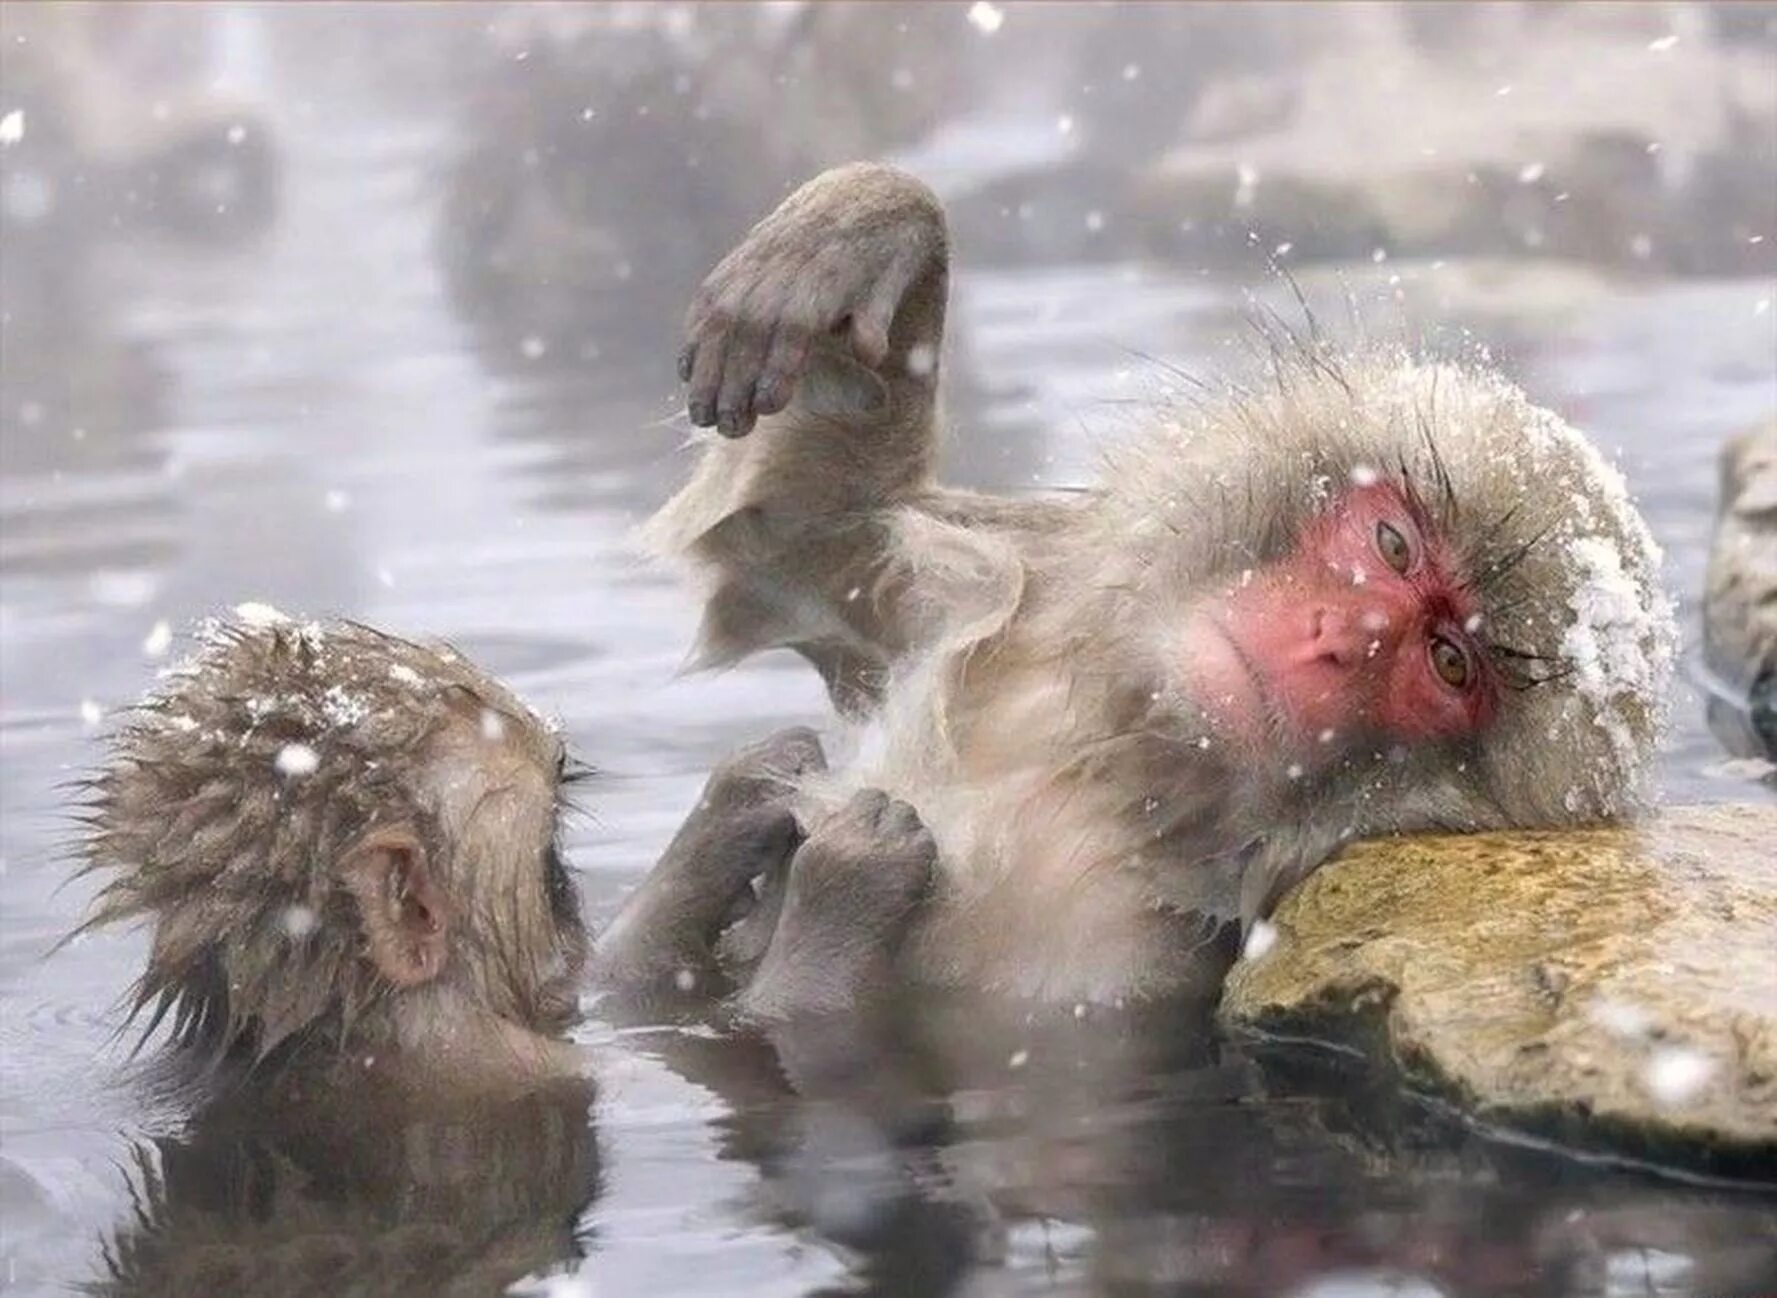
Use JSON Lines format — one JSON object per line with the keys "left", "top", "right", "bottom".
{"left": 1083, "top": 346, "right": 1676, "bottom": 831}
{"left": 78, "top": 611, "right": 570, "bottom": 1065}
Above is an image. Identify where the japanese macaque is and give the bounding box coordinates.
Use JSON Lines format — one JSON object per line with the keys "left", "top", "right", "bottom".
{"left": 76, "top": 617, "right": 875, "bottom": 1294}
{"left": 1704, "top": 422, "right": 1777, "bottom": 764}
{"left": 79, "top": 610, "right": 590, "bottom": 1094}
{"left": 642, "top": 162, "right": 1676, "bottom": 1006}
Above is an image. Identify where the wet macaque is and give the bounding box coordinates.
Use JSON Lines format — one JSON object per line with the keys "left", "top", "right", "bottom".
{"left": 1703, "top": 422, "right": 1777, "bottom": 763}
{"left": 592, "top": 727, "right": 936, "bottom": 1023}
{"left": 643, "top": 162, "right": 1675, "bottom": 1006}
{"left": 80, "top": 611, "right": 591, "bottom": 1094}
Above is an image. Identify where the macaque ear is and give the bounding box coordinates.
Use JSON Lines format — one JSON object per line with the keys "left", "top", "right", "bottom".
{"left": 338, "top": 825, "right": 449, "bottom": 988}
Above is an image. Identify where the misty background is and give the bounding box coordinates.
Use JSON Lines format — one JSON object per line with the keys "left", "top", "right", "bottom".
{"left": 2, "top": 4, "right": 1774, "bottom": 1295}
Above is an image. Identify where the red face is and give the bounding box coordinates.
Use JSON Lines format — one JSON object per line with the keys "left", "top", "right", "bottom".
{"left": 1181, "top": 482, "right": 1498, "bottom": 763}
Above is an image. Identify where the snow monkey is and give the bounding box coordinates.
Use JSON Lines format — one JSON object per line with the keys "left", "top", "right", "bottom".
{"left": 638, "top": 162, "right": 1676, "bottom": 1008}
{"left": 78, "top": 612, "right": 828, "bottom": 1092}
{"left": 77, "top": 611, "right": 594, "bottom": 1093}
{"left": 76, "top": 616, "right": 855, "bottom": 1292}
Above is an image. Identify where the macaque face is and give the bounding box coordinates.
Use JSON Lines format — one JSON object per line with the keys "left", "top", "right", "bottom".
{"left": 1183, "top": 482, "right": 1498, "bottom": 763}
{"left": 417, "top": 712, "right": 588, "bottom": 1033}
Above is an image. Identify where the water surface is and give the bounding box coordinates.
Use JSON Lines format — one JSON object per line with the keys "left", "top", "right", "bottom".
{"left": 3, "top": 15, "right": 1775, "bottom": 1298}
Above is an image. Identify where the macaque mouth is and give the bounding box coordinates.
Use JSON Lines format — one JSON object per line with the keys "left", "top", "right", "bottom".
{"left": 1194, "top": 616, "right": 1286, "bottom": 740}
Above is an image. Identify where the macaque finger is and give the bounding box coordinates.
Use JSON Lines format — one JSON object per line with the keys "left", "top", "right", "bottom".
{"left": 686, "top": 319, "right": 730, "bottom": 428}
{"left": 754, "top": 323, "right": 815, "bottom": 418}
{"left": 716, "top": 322, "right": 770, "bottom": 438}
{"left": 736, "top": 787, "right": 936, "bottom": 1023}
{"left": 848, "top": 251, "right": 925, "bottom": 370}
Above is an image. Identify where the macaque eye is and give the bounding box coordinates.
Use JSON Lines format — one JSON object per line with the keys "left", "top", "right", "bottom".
{"left": 1429, "top": 636, "right": 1472, "bottom": 690}
{"left": 1375, "top": 520, "right": 1412, "bottom": 574}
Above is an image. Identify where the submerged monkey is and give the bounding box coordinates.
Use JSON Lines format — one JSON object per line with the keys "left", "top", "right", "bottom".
{"left": 80, "top": 611, "right": 590, "bottom": 1094}
{"left": 75, "top": 612, "right": 841, "bottom": 1295}
{"left": 77, "top": 609, "right": 841, "bottom": 1085}
{"left": 630, "top": 162, "right": 1676, "bottom": 1008}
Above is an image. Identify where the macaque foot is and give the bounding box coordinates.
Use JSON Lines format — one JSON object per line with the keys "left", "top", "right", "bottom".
{"left": 737, "top": 789, "right": 936, "bottom": 1023}
{"left": 592, "top": 727, "right": 826, "bottom": 994}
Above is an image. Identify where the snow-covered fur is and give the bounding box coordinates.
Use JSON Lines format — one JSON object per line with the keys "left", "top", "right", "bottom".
{"left": 648, "top": 348, "right": 1674, "bottom": 1000}
{"left": 76, "top": 614, "right": 581, "bottom": 1063}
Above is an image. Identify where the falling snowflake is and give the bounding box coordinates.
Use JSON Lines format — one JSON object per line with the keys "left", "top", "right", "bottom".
{"left": 235, "top": 602, "right": 290, "bottom": 629}
{"left": 966, "top": 2, "right": 1004, "bottom": 35}
{"left": 142, "top": 620, "right": 173, "bottom": 658}
{"left": 275, "top": 743, "right": 320, "bottom": 777}
{"left": 1644, "top": 1046, "right": 1713, "bottom": 1105}
{"left": 281, "top": 904, "right": 318, "bottom": 939}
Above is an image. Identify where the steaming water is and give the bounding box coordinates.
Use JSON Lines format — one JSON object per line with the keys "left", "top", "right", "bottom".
{"left": 3, "top": 15, "right": 1774, "bottom": 1298}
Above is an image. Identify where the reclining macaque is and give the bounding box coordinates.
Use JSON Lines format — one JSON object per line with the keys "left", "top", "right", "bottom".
{"left": 634, "top": 162, "right": 1676, "bottom": 1009}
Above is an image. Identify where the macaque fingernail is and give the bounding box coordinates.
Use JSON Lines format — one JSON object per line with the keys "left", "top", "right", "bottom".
{"left": 689, "top": 400, "right": 714, "bottom": 426}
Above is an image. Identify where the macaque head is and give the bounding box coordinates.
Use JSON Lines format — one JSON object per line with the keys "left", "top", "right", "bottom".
{"left": 1182, "top": 479, "right": 1498, "bottom": 756}
{"left": 80, "top": 610, "right": 588, "bottom": 1076}
{"left": 1087, "top": 348, "right": 1675, "bottom": 840}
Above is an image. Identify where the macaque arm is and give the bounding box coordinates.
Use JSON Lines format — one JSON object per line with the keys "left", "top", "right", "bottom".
{"left": 591, "top": 729, "right": 822, "bottom": 1001}
{"left": 646, "top": 163, "right": 1068, "bottom": 710}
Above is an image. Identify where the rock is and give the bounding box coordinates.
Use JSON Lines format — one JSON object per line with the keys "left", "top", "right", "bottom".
{"left": 1221, "top": 804, "right": 1777, "bottom": 1179}
{"left": 1131, "top": 5, "right": 1777, "bottom": 275}
{"left": 1705, "top": 424, "right": 1777, "bottom": 767}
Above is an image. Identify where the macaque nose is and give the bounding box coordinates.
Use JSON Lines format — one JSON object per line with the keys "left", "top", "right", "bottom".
{"left": 1307, "top": 605, "right": 1383, "bottom": 669}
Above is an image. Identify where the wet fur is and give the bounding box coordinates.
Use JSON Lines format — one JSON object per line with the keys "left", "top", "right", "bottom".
{"left": 647, "top": 163, "right": 1675, "bottom": 1002}
{"left": 75, "top": 616, "right": 586, "bottom": 1075}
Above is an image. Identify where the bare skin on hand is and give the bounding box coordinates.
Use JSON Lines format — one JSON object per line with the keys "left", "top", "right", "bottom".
{"left": 645, "top": 161, "right": 1674, "bottom": 1007}
{"left": 592, "top": 728, "right": 937, "bottom": 1026}
{"left": 738, "top": 788, "right": 936, "bottom": 1022}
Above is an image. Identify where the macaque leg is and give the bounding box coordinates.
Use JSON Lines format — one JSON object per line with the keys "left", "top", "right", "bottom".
{"left": 737, "top": 789, "right": 937, "bottom": 1023}
{"left": 592, "top": 727, "right": 825, "bottom": 996}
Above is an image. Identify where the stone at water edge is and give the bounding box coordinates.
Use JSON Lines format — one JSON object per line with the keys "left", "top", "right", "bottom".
{"left": 1220, "top": 804, "right": 1777, "bottom": 1177}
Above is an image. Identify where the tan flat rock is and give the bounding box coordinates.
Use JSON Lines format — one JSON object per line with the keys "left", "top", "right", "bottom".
{"left": 1222, "top": 804, "right": 1777, "bottom": 1178}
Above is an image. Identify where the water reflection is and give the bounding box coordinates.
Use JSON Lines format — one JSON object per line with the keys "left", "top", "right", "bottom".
{"left": 95, "top": 1079, "right": 599, "bottom": 1297}
{"left": 597, "top": 996, "right": 1777, "bottom": 1297}
{"left": 3, "top": 4, "right": 1774, "bottom": 1295}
